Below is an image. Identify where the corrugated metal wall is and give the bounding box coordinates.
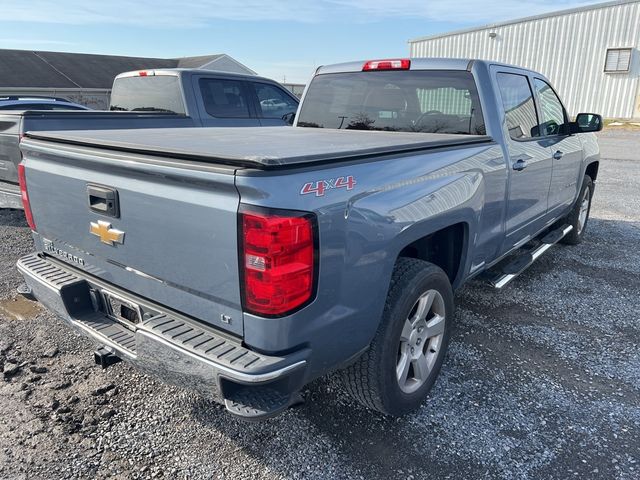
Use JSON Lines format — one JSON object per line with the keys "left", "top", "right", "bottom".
{"left": 409, "top": 1, "right": 640, "bottom": 118}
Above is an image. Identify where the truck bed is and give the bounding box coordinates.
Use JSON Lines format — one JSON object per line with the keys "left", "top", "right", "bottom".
{"left": 1, "top": 110, "right": 196, "bottom": 208}
{"left": 27, "top": 126, "right": 493, "bottom": 169}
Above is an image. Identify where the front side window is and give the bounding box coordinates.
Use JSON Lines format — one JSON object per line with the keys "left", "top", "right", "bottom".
{"left": 199, "top": 78, "right": 250, "bottom": 118}
{"left": 254, "top": 83, "right": 298, "bottom": 118}
{"left": 496, "top": 73, "right": 539, "bottom": 140}
{"left": 534, "top": 79, "right": 566, "bottom": 136}
{"left": 297, "top": 70, "right": 485, "bottom": 135}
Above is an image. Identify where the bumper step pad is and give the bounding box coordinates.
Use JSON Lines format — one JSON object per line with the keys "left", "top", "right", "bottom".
{"left": 141, "top": 315, "right": 291, "bottom": 375}
{"left": 224, "top": 386, "right": 298, "bottom": 421}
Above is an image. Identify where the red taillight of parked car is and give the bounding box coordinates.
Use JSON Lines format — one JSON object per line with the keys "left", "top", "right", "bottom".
{"left": 17, "top": 164, "right": 36, "bottom": 231}
{"left": 240, "top": 208, "right": 316, "bottom": 317}
{"left": 362, "top": 59, "right": 411, "bottom": 71}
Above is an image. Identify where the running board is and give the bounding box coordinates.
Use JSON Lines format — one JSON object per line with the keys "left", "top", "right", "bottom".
{"left": 489, "top": 224, "right": 573, "bottom": 289}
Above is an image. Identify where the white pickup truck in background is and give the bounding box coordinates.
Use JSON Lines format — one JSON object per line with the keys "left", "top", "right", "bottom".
{"left": 0, "top": 69, "right": 299, "bottom": 208}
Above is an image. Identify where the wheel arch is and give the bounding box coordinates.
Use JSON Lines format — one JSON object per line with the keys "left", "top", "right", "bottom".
{"left": 395, "top": 221, "right": 470, "bottom": 289}
{"left": 585, "top": 161, "right": 599, "bottom": 182}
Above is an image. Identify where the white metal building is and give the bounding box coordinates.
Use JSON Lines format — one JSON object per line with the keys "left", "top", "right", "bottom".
{"left": 408, "top": 0, "right": 640, "bottom": 119}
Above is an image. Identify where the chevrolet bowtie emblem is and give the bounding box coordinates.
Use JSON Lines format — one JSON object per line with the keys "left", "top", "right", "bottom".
{"left": 90, "top": 220, "right": 125, "bottom": 246}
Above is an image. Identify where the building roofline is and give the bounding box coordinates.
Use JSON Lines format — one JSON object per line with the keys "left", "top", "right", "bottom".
{"left": 408, "top": 0, "right": 639, "bottom": 44}
{"left": 206, "top": 54, "right": 258, "bottom": 75}
{"left": 0, "top": 47, "right": 171, "bottom": 62}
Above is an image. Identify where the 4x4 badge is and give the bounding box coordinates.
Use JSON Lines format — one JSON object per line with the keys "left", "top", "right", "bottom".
{"left": 300, "top": 175, "right": 356, "bottom": 197}
{"left": 90, "top": 220, "right": 125, "bottom": 246}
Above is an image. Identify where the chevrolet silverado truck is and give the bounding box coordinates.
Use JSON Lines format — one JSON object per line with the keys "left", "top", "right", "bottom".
{"left": 16, "top": 58, "right": 602, "bottom": 420}
{"left": 0, "top": 69, "right": 298, "bottom": 209}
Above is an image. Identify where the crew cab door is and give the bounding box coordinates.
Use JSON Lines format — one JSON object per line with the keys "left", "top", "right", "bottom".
{"left": 193, "top": 75, "right": 261, "bottom": 127}
{"left": 532, "top": 78, "right": 584, "bottom": 216}
{"left": 493, "top": 68, "right": 553, "bottom": 250}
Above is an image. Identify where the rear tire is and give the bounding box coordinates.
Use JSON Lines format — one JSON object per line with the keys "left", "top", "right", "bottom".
{"left": 340, "top": 258, "right": 454, "bottom": 416}
{"left": 562, "top": 175, "right": 593, "bottom": 245}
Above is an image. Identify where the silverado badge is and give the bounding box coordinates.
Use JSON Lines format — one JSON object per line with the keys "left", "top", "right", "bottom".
{"left": 90, "top": 220, "right": 125, "bottom": 246}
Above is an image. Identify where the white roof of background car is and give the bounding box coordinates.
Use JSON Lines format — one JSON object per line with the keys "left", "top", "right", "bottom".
{"left": 0, "top": 96, "right": 75, "bottom": 102}
{"left": 113, "top": 68, "right": 285, "bottom": 84}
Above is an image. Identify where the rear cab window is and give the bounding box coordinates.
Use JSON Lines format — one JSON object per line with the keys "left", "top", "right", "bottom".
{"left": 297, "top": 70, "right": 486, "bottom": 135}
{"left": 110, "top": 75, "right": 186, "bottom": 114}
{"left": 198, "top": 78, "right": 251, "bottom": 118}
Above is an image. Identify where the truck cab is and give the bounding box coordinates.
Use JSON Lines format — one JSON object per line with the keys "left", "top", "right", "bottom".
{"left": 110, "top": 69, "right": 299, "bottom": 127}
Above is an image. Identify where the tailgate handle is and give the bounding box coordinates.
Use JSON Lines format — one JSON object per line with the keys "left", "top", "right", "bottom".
{"left": 87, "top": 185, "right": 120, "bottom": 218}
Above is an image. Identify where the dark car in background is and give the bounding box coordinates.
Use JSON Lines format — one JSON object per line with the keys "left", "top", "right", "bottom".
{"left": 0, "top": 96, "right": 89, "bottom": 111}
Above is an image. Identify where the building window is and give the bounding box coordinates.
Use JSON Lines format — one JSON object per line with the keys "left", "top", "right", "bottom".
{"left": 604, "top": 48, "right": 632, "bottom": 73}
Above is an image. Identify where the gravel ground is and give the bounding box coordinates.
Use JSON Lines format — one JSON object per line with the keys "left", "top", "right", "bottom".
{"left": 1, "top": 130, "right": 638, "bottom": 479}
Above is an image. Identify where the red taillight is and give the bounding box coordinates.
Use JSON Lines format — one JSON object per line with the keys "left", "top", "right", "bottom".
{"left": 138, "top": 71, "right": 148, "bottom": 76}
{"left": 362, "top": 59, "right": 411, "bottom": 71}
{"left": 17, "top": 164, "right": 36, "bottom": 231}
{"left": 240, "top": 208, "right": 316, "bottom": 317}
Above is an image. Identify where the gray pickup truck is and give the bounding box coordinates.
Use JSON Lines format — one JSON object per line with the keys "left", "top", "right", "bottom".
{"left": 0, "top": 69, "right": 298, "bottom": 209}
{"left": 17, "top": 58, "right": 601, "bottom": 420}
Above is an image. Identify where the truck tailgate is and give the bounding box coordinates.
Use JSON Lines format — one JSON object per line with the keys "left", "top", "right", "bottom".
{"left": 20, "top": 137, "right": 243, "bottom": 336}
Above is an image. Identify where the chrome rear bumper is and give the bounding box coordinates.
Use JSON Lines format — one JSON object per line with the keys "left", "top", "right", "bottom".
{"left": 17, "top": 253, "right": 308, "bottom": 419}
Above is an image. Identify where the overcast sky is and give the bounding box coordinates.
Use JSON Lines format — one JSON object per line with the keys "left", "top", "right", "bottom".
{"left": 0, "top": 0, "right": 602, "bottom": 83}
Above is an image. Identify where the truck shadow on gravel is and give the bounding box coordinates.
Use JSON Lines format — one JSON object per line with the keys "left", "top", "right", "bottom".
{"left": 2, "top": 209, "right": 638, "bottom": 479}
{"left": 186, "top": 215, "right": 639, "bottom": 479}
{"left": 0, "top": 209, "right": 28, "bottom": 228}
{"left": 188, "top": 377, "right": 480, "bottom": 479}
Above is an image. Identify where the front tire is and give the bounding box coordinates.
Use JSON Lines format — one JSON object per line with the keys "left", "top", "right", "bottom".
{"left": 340, "top": 258, "right": 454, "bottom": 416}
{"left": 562, "top": 175, "right": 594, "bottom": 245}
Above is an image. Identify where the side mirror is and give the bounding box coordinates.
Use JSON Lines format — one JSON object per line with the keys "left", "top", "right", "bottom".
{"left": 282, "top": 112, "right": 296, "bottom": 126}
{"left": 569, "top": 113, "right": 603, "bottom": 133}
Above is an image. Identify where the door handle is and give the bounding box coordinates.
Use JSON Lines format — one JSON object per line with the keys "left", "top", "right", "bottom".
{"left": 87, "top": 184, "right": 120, "bottom": 218}
{"left": 553, "top": 150, "right": 564, "bottom": 160}
{"left": 512, "top": 158, "right": 528, "bottom": 171}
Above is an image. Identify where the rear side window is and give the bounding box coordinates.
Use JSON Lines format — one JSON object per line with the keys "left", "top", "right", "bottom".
{"left": 496, "top": 73, "right": 539, "bottom": 140}
{"left": 199, "top": 78, "right": 250, "bottom": 118}
{"left": 533, "top": 79, "right": 566, "bottom": 136}
{"left": 297, "top": 70, "right": 485, "bottom": 135}
{"left": 254, "top": 83, "right": 298, "bottom": 118}
{"left": 110, "top": 75, "right": 186, "bottom": 114}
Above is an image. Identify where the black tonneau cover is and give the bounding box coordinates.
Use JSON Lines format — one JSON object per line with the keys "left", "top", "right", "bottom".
{"left": 26, "top": 126, "right": 493, "bottom": 170}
